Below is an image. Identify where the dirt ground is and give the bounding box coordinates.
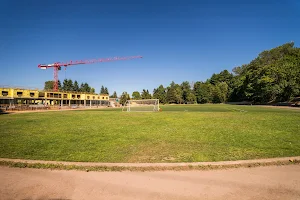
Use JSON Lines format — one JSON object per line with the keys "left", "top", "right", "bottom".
{"left": 1, "top": 165, "right": 300, "bottom": 200}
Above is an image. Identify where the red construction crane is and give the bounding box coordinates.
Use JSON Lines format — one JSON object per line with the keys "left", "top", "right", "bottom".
{"left": 38, "top": 55, "right": 142, "bottom": 91}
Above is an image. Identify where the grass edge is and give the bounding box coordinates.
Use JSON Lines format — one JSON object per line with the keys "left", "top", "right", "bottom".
{"left": 0, "top": 159, "right": 299, "bottom": 172}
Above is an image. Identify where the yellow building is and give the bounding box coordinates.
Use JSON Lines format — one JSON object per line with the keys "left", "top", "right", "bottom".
{"left": 0, "top": 87, "right": 109, "bottom": 110}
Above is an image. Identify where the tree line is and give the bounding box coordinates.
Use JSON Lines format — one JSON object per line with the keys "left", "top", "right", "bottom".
{"left": 44, "top": 79, "right": 111, "bottom": 95}
{"left": 119, "top": 42, "right": 300, "bottom": 104}
{"left": 44, "top": 43, "right": 299, "bottom": 104}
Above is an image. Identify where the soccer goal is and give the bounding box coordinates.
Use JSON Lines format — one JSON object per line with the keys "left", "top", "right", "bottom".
{"left": 122, "top": 99, "right": 160, "bottom": 112}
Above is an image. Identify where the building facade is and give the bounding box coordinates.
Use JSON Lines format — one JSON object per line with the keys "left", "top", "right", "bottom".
{"left": 0, "top": 87, "right": 109, "bottom": 110}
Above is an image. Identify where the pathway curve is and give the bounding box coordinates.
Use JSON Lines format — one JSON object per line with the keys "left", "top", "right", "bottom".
{"left": 1, "top": 165, "right": 300, "bottom": 200}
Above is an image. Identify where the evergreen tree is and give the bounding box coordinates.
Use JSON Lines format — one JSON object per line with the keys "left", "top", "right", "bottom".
{"left": 62, "top": 79, "right": 69, "bottom": 91}
{"left": 83, "top": 83, "right": 91, "bottom": 92}
{"left": 166, "top": 86, "right": 177, "bottom": 104}
{"left": 73, "top": 80, "right": 79, "bottom": 91}
{"left": 67, "top": 79, "right": 74, "bottom": 91}
{"left": 141, "top": 89, "right": 152, "bottom": 99}
{"left": 100, "top": 85, "right": 105, "bottom": 94}
{"left": 104, "top": 87, "right": 109, "bottom": 95}
{"left": 79, "top": 83, "right": 85, "bottom": 92}
{"left": 110, "top": 91, "right": 118, "bottom": 98}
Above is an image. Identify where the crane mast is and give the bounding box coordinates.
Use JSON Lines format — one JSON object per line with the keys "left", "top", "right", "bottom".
{"left": 38, "top": 55, "right": 142, "bottom": 91}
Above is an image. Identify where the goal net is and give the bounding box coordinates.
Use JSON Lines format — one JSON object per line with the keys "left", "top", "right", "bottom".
{"left": 122, "top": 99, "right": 160, "bottom": 112}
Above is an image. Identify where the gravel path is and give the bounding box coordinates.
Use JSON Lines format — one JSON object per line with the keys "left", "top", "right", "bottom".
{"left": 1, "top": 165, "right": 300, "bottom": 200}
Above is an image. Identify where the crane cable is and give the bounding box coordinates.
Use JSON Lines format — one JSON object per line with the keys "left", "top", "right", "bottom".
{"left": 64, "top": 67, "right": 67, "bottom": 79}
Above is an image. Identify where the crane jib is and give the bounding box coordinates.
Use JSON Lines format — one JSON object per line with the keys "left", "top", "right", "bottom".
{"left": 37, "top": 55, "right": 142, "bottom": 92}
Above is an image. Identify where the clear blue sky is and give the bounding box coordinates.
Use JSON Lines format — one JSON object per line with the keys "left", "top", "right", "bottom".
{"left": 1, "top": 0, "right": 299, "bottom": 96}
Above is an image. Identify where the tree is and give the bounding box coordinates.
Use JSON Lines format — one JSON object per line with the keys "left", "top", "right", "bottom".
{"left": 44, "top": 80, "right": 61, "bottom": 91}
{"left": 166, "top": 86, "right": 176, "bottom": 104}
{"left": 90, "top": 88, "right": 95, "bottom": 94}
{"left": 186, "top": 93, "right": 196, "bottom": 103}
{"left": 181, "top": 81, "right": 194, "bottom": 103}
{"left": 80, "top": 82, "right": 91, "bottom": 92}
{"left": 110, "top": 91, "right": 118, "bottom": 98}
{"left": 141, "top": 89, "right": 152, "bottom": 99}
{"left": 193, "top": 81, "right": 214, "bottom": 103}
{"left": 212, "top": 85, "right": 222, "bottom": 103}
{"left": 120, "top": 92, "right": 130, "bottom": 105}
{"left": 104, "top": 87, "right": 109, "bottom": 95}
{"left": 45, "top": 42, "right": 299, "bottom": 104}
{"left": 100, "top": 85, "right": 105, "bottom": 94}
{"left": 132, "top": 91, "right": 141, "bottom": 100}
{"left": 44, "top": 81, "right": 54, "bottom": 90}
{"left": 100, "top": 86, "right": 109, "bottom": 94}
{"left": 229, "top": 42, "right": 300, "bottom": 103}
{"left": 62, "top": 79, "right": 73, "bottom": 91}
{"left": 209, "top": 70, "right": 233, "bottom": 86}
{"left": 217, "top": 82, "right": 229, "bottom": 103}
{"left": 73, "top": 81, "right": 79, "bottom": 92}
{"left": 153, "top": 85, "right": 167, "bottom": 104}
{"left": 62, "top": 79, "right": 68, "bottom": 91}
{"left": 174, "top": 84, "right": 183, "bottom": 104}
{"left": 67, "top": 79, "right": 74, "bottom": 91}
{"left": 80, "top": 83, "right": 85, "bottom": 92}
{"left": 166, "top": 81, "right": 183, "bottom": 104}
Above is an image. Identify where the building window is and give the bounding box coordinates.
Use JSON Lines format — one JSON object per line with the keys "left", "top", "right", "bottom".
{"left": 39, "top": 92, "right": 45, "bottom": 97}
{"left": 17, "top": 92, "right": 23, "bottom": 97}
{"left": 2, "top": 91, "right": 8, "bottom": 96}
{"left": 30, "top": 93, "right": 34, "bottom": 97}
{"left": 64, "top": 94, "right": 67, "bottom": 98}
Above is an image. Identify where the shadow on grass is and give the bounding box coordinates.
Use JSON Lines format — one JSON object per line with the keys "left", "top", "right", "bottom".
{"left": 73, "top": 108, "right": 122, "bottom": 112}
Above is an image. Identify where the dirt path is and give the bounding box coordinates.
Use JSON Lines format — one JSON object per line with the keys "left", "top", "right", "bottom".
{"left": 1, "top": 165, "right": 300, "bottom": 200}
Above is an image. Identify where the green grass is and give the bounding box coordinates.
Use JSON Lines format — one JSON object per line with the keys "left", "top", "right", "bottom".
{"left": 0, "top": 104, "right": 299, "bottom": 163}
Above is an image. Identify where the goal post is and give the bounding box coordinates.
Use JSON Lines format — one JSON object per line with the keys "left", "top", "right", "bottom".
{"left": 122, "top": 99, "right": 160, "bottom": 112}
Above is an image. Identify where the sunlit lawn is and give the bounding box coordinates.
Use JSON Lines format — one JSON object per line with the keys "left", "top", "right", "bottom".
{"left": 0, "top": 104, "right": 299, "bottom": 163}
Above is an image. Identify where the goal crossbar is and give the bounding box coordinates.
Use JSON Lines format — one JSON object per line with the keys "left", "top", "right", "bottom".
{"left": 122, "top": 99, "right": 160, "bottom": 112}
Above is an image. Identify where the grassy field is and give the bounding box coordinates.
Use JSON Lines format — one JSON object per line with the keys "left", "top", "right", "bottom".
{"left": 0, "top": 104, "right": 299, "bottom": 163}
